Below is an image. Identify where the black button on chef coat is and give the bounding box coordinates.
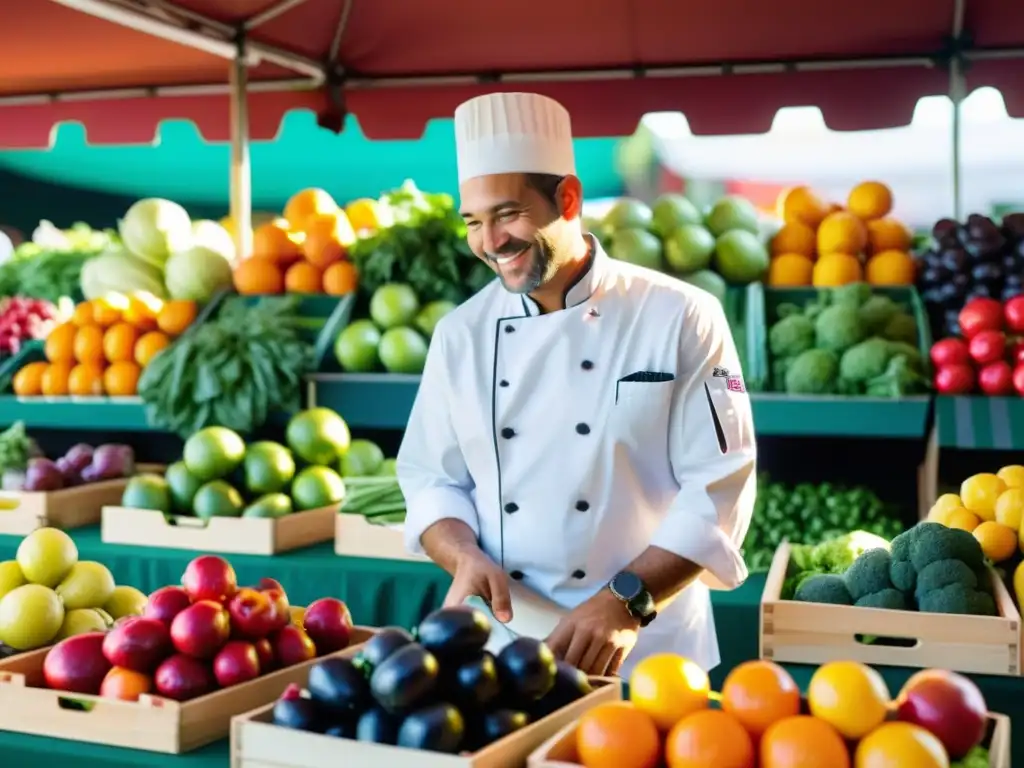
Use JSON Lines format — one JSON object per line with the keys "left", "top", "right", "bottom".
{"left": 571, "top": 570, "right": 586, "bottom": 579}
{"left": 504, "top": 325, "right": 515, "bottom": 333}
{"left": 501, "top": 427, "right": 515, "bottom": 439}
{"left": 504, "top": 502, "right": 518, "bottom": 514}
{"left": 581, "top": 360, "right": 594, "bottom": 370}
{"left": 575, "top": 423, "right": 590, "bottom": 435}
{"left": 510, "top": 570, "right": 524, "bottom": 580}
{"left": 575, "top": 500, "right": 589, "bottom": 512}
{"left": 499, "top": 379, "right": 509, "bottom": 387}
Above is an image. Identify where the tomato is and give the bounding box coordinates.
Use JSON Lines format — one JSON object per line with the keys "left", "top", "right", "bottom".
{"left": 934, "top": 364, "right": 975, "bottom": 395}
{"left": 958, "top": 297, "right": 1004, "bottom": 339}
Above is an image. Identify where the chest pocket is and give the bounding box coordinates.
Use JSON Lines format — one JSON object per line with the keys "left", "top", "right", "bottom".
{"left": 609, "top": 375, "right": 675, "bottom": 449}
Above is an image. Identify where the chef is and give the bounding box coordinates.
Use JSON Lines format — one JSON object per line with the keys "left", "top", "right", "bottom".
{"left": 396, "top": 92, "right": 756, "bottom": 678}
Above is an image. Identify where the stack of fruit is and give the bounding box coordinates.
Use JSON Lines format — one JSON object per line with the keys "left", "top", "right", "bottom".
{"left": 5, "top": 442, "right": 135, "bottom": 492}
{"left": 0, "top": 528, "right": 147, "bottom": 654}
{"left": 232, "top": 188, "right": 370, "bottom": 298}
{"left": 0, "top": 297, "right": 66, "bottom": 359}
{"left": 929, "top": 296, "right": 1024, "bottom": 396}
{"left": 590, "top": 194, "right": 769, "bottom": 298}
{"left": 333, "top": 283, "right": 454, "bottom": 375}
{"left": 768, "top": 182, "right": 917, "bottom": 289}
{"left": 121, "top": 409, "right": 351, "bottom": 520}
{"left": 10, "top": 294, "right": 197, "bottom": 397}
{"left": 39, "top": 554, "right": 357, "bottom": 702}
{"left": 572, "top": 656, "right": 993, "bottom": 768}
{"left": 270, "top": 606, "right": 594, "bottom": 753}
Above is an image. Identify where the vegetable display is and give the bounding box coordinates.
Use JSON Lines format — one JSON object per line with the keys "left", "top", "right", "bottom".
{"left": 0, "top": 222, "right": 119, "bottom": 303}
{"left": 5, "top": 442, "right": 135, "bottom": 492}
{"left": 929, "top": 296, "right": 1024, "bottom": 396}
{"left": 0, "top": 297, "right": 67, "bottom": 358}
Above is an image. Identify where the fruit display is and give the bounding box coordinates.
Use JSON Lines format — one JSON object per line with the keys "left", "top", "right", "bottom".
{"left": 567, "top": 657, "right": 993, "bottom": 768}
{"left": 768, "top": 181, "right": 917, "bottom": 289}
{"left": 0, "top": 297, "right": 67, "bottom": 358}
{"left": 137, "top": 296, "right": 314, "bottom": 435}
{"left": 0, "top": 527, "right": 147, "bottom": 653}
{"left": 269, "top": 605, "right": 595, "bottom": 754}
{"left": 1, "top": 221, "right": 118, "bottom": 303}
{"left": 4, "top": 441, "right": 135, "bottom": 492}
{"left": 233, "top": 187, "right": 362, "bottom": 297}
{"left": 744, "top": 474, "right": 903, "bottom": 572}
{"left": 120, "top": 413, "right": 351, "bottom": 518}
{"left": 10, "top": 294, "right": 198, "bottom": 397}
{"left": 792, "top": 521, "right": 1000, "bottom": 618}
{"left": 333, "top": 283, "right": 455, "bottom": 375}
{"left": 915, "top": 212, "right": 1024, "bottom": 340}
{"left": 39, "top": 554, "right": 357, "bottom": 701}
{"left": 928, "top": 297, "right": 1024, "bottom": 396}
{"left": 766, "top": 283, "right": 928, "bottom": 396}
{"left": 590, "top": 193, "right": 769, "bottom": 293}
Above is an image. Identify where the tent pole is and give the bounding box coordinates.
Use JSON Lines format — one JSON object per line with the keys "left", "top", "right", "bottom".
{"left": 229, "top": 34, "right": 253, "bottom": 261}
{"left": 949, "top": 0, "right": 967, "bottom": 221}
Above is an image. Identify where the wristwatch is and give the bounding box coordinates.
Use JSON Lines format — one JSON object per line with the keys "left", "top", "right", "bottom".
{"left": 608, "top": 571, "right": 657, "bottom": 627}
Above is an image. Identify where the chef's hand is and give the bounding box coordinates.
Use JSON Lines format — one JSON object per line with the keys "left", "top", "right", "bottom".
{"left": 443, "top": 549, "right": 513, "bottom": 623}
{"left": 545, "top": 590, "right": 639, "bottom": 676}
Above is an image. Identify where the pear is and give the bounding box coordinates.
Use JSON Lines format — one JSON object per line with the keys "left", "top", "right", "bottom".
{"left": 54, "top": 608, "right": 109, "bottom": 640}
{"left": 0, "top": 561, "right": 26, "bottom": 600}
{"left": 55, "top": 562, "right": 115, "bottom": 610}
{"left": 103, "top": 585, "right": 148, "bottom": 619}
{"left": 0, "top": 584, "right": 64, "bottom": 650}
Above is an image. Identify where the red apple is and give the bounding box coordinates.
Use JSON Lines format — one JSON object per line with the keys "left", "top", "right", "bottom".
{"left": 895, "top": 669, "right": 988, "bottom": 758}
{"left": 271, "top": 625, "right": 316, "bottom": 667}
{"left": 43, "top": 633, "right": 112, "bottom": 695}
{"left": 258, "top": 579, "right": 290, "bottom": 632}
{"left": 102, "top": 616, "right": 171, "bottom": 673}
{"left": 154, "top": 654, "right": 215, "bottom": 701}
{"left": 227, "top": 588, "right": 277, "bottom": 639}
{"left": 302, "top": 598, "right": 353, "bottom": 654}
{"left": 142, "top": 586, "right": 192, "bottom": 627}
{"left": 253, "top": 637, "right": 275, "bottom": 672}
{"left": 213, "top": 640, "right": 261, "bottom": 688}
{"left": 170, "top": 600, "right": 231, "bottom": 659}
{"left": 182, "top": 555, "right": 237, "bottom": 603}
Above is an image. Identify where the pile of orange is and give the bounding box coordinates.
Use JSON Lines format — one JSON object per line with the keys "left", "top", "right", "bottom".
{"left": 572, "top": 656, "right": 966, "bottom": 768}
{"left": 11, "top": 294, "right": 197, "bottom": 398}
{"left": 769, "top": 182, "right": 917, "bottom": 289}
{"left": 232, "top": 188, "right": 378, "bottom": 298}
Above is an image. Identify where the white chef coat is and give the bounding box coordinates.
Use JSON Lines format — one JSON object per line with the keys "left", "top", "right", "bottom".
{"left": 396, "top": 237, "right": 757, "bottom": 675}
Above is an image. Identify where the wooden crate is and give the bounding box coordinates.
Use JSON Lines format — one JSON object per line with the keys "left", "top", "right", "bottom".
{"left": 528, "top": 711, "right": 1011, "bottom": 767}
{"left": 0, "top": 477, "right": 134, "bottom": 536}
{"left": 100, "top": 503, "right": 338, "bottom": 555}
{"left": 0, "top": 627, "right": 374, "bottom": 753}
{"left": 230, "top": 677, "right": 621, "bottom": 768}
{"left": 760, "top": 542, "right": 1021, "bottom": 676}
{"left": 334, "top": 512, "right": 428, "bottom": 562}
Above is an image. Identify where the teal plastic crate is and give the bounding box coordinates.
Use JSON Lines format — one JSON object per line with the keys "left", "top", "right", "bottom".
{"left": 307, "top": 373, "right": 420, "bottom": 429}
{"left": 935, "top": 395, "right": 1024, "bottom": 451}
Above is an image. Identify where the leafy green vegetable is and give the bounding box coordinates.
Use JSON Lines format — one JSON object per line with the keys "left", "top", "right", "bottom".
{"left": 0, "top": 421, "right": 38, "bottom": 474}
{"left": 951, "top": 745, "right": 989, "bottom": 768}
{"left": 0, "top": 222, "right": 120, "bottom": 302}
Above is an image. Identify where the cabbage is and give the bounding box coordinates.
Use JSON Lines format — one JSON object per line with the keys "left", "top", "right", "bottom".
{"left": 164, "top": 245, "right": 234, "bottom": 303}
{"left": 79, "top": 249, "right": 167, "bottom": 300}
{"left": 119, "top": 198, "right": 192, "bottom": 269}
{"left": 192, "top": 220, "right": 236, "bottom": 262}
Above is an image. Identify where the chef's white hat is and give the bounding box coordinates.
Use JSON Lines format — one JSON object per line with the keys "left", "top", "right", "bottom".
{"left": 454, "top": 92, "right": 576, "bottom": 184}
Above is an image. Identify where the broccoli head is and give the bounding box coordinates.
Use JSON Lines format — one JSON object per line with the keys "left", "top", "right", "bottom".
{"left": 857, "top": 294, "right": 900, "bottom": 335}
{"left": 881, "top": 312, "right": 918, "bottom": 345}
{"left": 889, "top": 523, "right": 943, "bottom": 593}
{"left": 886, "top": 341, "right": 925, "bottom": 372}
{"left": 769, "top": 314, "right": 816, "bottom": 359}
{"left": 785, "top": 348, "right": 839, "bottom": 395}
{"left": 839, "top": 338, "right": 893, "bottom": 383}
{"left": 829, "top": 283, "right": 873, "bottom": 307}
{"left": 814, "top": 303, "right": 867, "bottom": 353}
{"left": 854, "top": 588, "right": 908, "bottom": 610}
{"left": 918, "top": 582, "right": 997, "bottom": 616}
{"left": 844, "top": 548, "right": 895, "bottom": 601}
{"left": 794, "top": 573, "right": 853, "bottom": 605}
{"left": 909, "top": 525, "right": 985, "bottom": 573}
{"left": 914, "top": 558, "right": 978, "bottom": 602}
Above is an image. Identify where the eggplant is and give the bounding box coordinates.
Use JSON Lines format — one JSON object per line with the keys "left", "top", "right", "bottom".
{"left": 356, "top": 707, "right": 402, "bottom": 744}
{"left": 496, "top": 638, "right": 557, "bottom": 703}
{"left": 442, "top": 651, "right": 501, "bottom": 709}
{"left": 531, "top": 660, "right": 594, "bottom": 720}
{"left": 369, "top": 643, "right": 440, "bottom": 714}
{"left": 356, "top": 627, "right": 414, "bottom": 671}
{"left": 397, "top": 703, "right": 465, "bottom": 754}
{"left": 308, "top": 657, "right": 371, "bottom": 715}
{"left": 324, "top": 719, "right": 357, "bottom": 738}
{"left": 272, "top": 697, "right": 323, "bottom": 732}
{"left": 416, "top": 606, "right": 491, "bottom": 660}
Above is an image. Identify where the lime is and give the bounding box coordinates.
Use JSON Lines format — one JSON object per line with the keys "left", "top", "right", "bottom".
{"left": 608, "top": 229, "right": 664, "bottom": 271}
{"left": 713, "top": 230, "right": 770, "bottom": 285}
{"left": 414, "top": 300, "right": 457, "bottom": 339}
{"left": 377, "top": 458, "right": 398, "bottom": 476}
{"left": 243, "top": 493, "right": 293, "bottom": 519}
{"left": 600, "top": 198, "right": 653, "bottom": 236}
{"left": 291, "top": 466, "right": 346, "bottom": 511}
{"left": 334, "top": 319, "right": 382, "bottom": 372}
{"left": 651, "top": 194, "right": 702, "bottom": 237}
{"left": 17, "top": 528, "right": 77, "bottom": 587}
{"left": 183, "top": 426, "right": 246, "bottom": 482}
{"left": 704, "top": 196, "right": 760, "bottom": 237}
{"left": 340, "top": 439, "right": 385, "bottom": 477}
{"left": 286, "top": 407, "right": 351, "bottom": 465}
{"left": 370, "top": 283, "right": 420, "bottom": 330}
{"left": 192, "top": 480, "right": 244, "bottom": 519}
{"left": 243, "top": 441, "right": 296, "bottom": 495}
{"left": 378, "top": 327, "right": 429, "bottom": 374}
{"left": 165, "top": 460, "right": 204, "bottom": 513}
{"left": 122, "top": 473, "right": 172, "bottom": 513}
{"left": 663, "top": 224, "right": 715, "bottom": 274}
{"left": 960, "top": 473, "right": 1008, "bottom": 521}
{"left": 681, "top": 270, "right": 727, "bottom": 304}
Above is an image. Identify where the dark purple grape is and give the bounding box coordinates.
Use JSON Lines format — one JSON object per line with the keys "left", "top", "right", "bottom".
{"left": 1002, "top": 284, "right": 1023, "bottom": 301}
{"left": 943, "top": 310, "right": 962, "bottom": 336}
{"left": 932, "top": 218, "right": 963, "bottom": 245}
{"left": 967, "top": 213, "right": 1002, "bottom": 241}
{"left": 1002, "top": 253, "right": 1022, "bottom": 273}
{"left": 952, "top": 273, "right": 971, "bottom": 290}
{"left": 972, "top": 262, "right": 1004, "bottom": 283}
{"left": 919, "top": 267, "right": 947, "bottom": 286}
{"left": 1000, "top": 212, "right": 1024, "bottom": 240}
{"left": 966, "top": 283, "right": 997, "bottom": 301}
{"left": 940, "top": 248, "right": 970, "bottom": 272}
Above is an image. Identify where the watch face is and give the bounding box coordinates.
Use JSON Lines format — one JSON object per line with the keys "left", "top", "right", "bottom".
{"left": 613, "top": 572, "right": 643, "bottom": 601}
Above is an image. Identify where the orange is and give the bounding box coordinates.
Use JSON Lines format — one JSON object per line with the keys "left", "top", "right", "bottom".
{"left": 122, "top": 292, "right": 163, "bottom": 332}
{"left": 760, "top": 715, "right": 850, "bottom": 768}
{"left": 71, "top": 301, "right": 95, "bottom": 327}
{"left": 721, "top": 659, "right": 801, "bottom": 739}
{"left": 73, "top": 325, "right": 105, "bottom": 365}
{"left": 997, "top": 465, "right": 1024, "bottom": 489}
{"left": 807, "top": 660, "right": 890, "bottom": 739}
{"left": 927, "top": 493, "right": 963, "bottom": 521}
{"left": 233, "top": 258, "right": 285, "bottom": 295}
{"left": 994, "top": 487, "right": 1024, "bottom": 530}
{"left": 68, "top": 363, "right": 105, "bottom": 396}
{"left": 91, "top": 297, "right": 123, "bottom": 327}
{"left": 345, "top": 197, "right": 385, "bottom": 232}
{"left": 865, "top": 250, "right": 915, "bottom": 286}
{"left": 817, "top": 211, "right": 868, "bottom": 255}
{"left": 284, "top": 261, "right": 323, "bottom": 294}
{"left": 848, "top": 181, "right": 893, "bottom": 221}
{"left": 972, "top": 521, "right": 1017, "bottom": 562}
{"left": 41, "top": 361, "right": 74, "bottom": 396}
{"left": 283, "top": 188, "right": 337, "bottom": 231}
{"left": 768, "top": 254, "right": 814, "bottom": 287}
{"left": 777, "top": 186, "right": 829, "bottom": 229}
{"left": 103, "top": 361, "right": 141, "bottom": 396}
{"left": 322, "top": 261, "right": 359, "bottom": 296}
{"left": 303, "top": 212, "right": 355, "bottom": 269}
{"left": 102, "top": 322, "right": 140, "bottom": 363}
{"left": 252, "top": 219, "right": 303, "bottom": 266}
{"left": 665, "top": 709, "right": 755, "bottom": 768}
{"left": 866, "top": 217, "right": 913, "bottom": 253}
{"left": 854, "top": 722, "right": 948, "bottom": 768}
{"left": 771, "top": 222, "right": 817, "bottom": 259}
{"left": 99, "top": 666, "right": 152, "bottom": 702}
{"left": 134, "top": 331, "right": 171, "bottom": 367}
{"left": 44, "top": 322, "right": 78, "bottom": 363}
{"left": 156, "top": 300, "right": 198, "bottom": 336}
{"left": 812, "top": 253, "right": 863, "bottom": 287}
{"left": 576, "top": 701, "right": 661, "bottom": 768}
{"left": 629, "top": 654, "right": 710, "bottom": 731}
{"left": 12, "top": 361, "right": 48, "bottom": 396}
{"left": 944, "top": 507, "right": 981, "bottom": 532}
{"left": 960, "top": 473, "right": 1007, "bottom": 520}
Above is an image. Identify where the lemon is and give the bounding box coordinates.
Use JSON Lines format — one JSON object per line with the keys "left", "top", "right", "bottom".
{"left": 960, "top": 473, "right": 1008, "bottom": 521}
{"left": 973, "top": 521, "right": 1018, "bottom": 563}
{"left": 807, "top": 660, "right": 891, "bottom": 739}
{"left": 998, "top": 465, "right": 1024, "bottom": 489}
{"left": 945, "top": 507, "right": 981, "bottom": 532}
{"left": 995, "top": 488, "right": 1024, "bottom": 531}
{"left": 927, "top": 493, "right": 964, "bottom": 524}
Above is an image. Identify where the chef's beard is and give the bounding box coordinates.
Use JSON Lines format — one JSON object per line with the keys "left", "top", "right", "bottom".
{"left": 485, "top": 232, "right": 556, "bottom": 295}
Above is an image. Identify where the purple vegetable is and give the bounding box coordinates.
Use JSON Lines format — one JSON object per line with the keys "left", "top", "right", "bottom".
{"left": 23, "top": 458, "right": 64, "bottom": 492}
{"left": 2, "top": 469, "right": 25, "bottom": 491}
{"left": 62, "top": 443, "right": 94, "bottom": 474}
{"left": 80, "top": 464, "right": 102, "bottom": 483}
{"left": 87, "top": 444, "right": 135, "bottom": 482}
{"left": 55, "top": 457, "right": 82, "bottom": 488}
